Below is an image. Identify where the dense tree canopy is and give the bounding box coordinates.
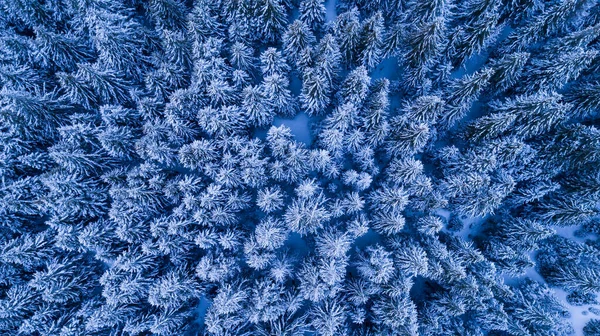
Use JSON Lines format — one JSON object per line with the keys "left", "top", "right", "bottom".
{"left": 0, "top": 0, "right": 599, "bottom": 335}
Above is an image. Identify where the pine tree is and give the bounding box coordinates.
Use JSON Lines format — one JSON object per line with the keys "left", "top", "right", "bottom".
{"left": 441, "top": 67, "right": 494, "bottom": 127}
{"left": 315, "top": 34, "right": 342, "bottom": 86}
{"left": 535, "top": 195, "right": 598, "bottom": 226}
{"left": 564, "top": 81, "right": 600, "bottom": 119}
{"left": 0, "top": 232, "right": 53, "bottom": 270}
{"left": 523, "top": 48, "right": 598, "bottom": 93}
{"left": 42, "top": 173, "right": 109, "bottom": 220}
{"left": 372, "top": 211, "right": 406, "bottom": 235}
{"left": 417, "top": 215, "right": 444, "bottom": 235}
{"left": 386, "top": 157, "right": 424, "bottom": 186}
{"left": 546, "top": 265, "right": 600, "bottom": 294}
{"left": 309, "top": 298, "right": 347, "bottom": 336}
{"left": 88, "top": 8, "right": 147, "bottom": 77}
{"left": 74, "top": 63, "right": 131, "bottom": 106}
{"left": 340, "top": 65, "right": 370, "bottom": 105}
{"left": 362, "top": 78, "right": 390, "bottom": 146}
{"left": 371, "top": 292, "right": 418, "bottom": 332}
{"left": 584, "top": 319, "right": 600, "bottom": 336}
{"left": 387, "top": 118, "right": 431, "bottom": 156}
{"left": 284, "top": 192, "right": 331, "bottom": 235}
{"left": 262, "top": 73, "right": 296, "bottom": 117}
{"left": 393, "top": 241, "right": 429, "bottom": 277}
{"left": 408, "top": 0, "right": 452, "bottom": 21}
{"left": 300, "top": 67, "right": 331, "bottom": 115}
{"left": 383, "top": 22, "right": 405, "bottom": 58}
{"left": 464, "top": 113, "right": 517, "bottom": 141}
{"left": 30, "top": 256, "right": 97, "bottom": 304}
{"left": 403, "top": 17, "right": 447, "bottom": 87}
{"left": 284, "top": 20, "right": 316, "bottom": 65}
{"left": 2, "top": 0, "right": 600, "bottom": 334}
{"left": 401, "top": 95, "right": 444, "bottom": 125}
{"left": 368, "top": 185, "right": 409, "bottom": 213}
{"left": 97, "top": 125, "right": 138, "bottom": 160}
{"left": 300, "top": 0, "right": 326, "bottom": 30}
{"left": 147, "top": 270, "right": 202, "bottom": 309}
{"left": 358, "top": 11, "right": 385, "bottom": 69}
{"left": 204, "top": 282, "right": 249, "bottom": 334}
{"left": 33, "top": 29, "right": 94, "bottom": 72}
{"left": 504, "top": 0, "right": 594, "bottom": 52}
{"left": 230, "top": 42, "right": 255, "bottom": 71}
{"left": 261, "top": 48, "right": 291, "bottom": 76}
{"left": 256, "top": 0, "right": 289, "bottom": 42}
{"left": 242, "top": 85, "right": 273, "bottom": 127}
{"left": 489, "top": 52, "right": 530, "bottom": 92}
{"left": 187, "top": 1, "right": 224, "bottom": 43}
{"left": 489, "top": 91, "right": 570, "bottom": 138}
{"left": 357, "top": 245, "right": 395, "bottom": 284}
{"left": 499, "top": 217, "right": 555, "bottom": 250}
{"left": 449, "top": 0, "right": 502, "bottom": 66}
{"left": 147, "top": 0, "right": 187, "bottom": 31}
{"left": 334, "top": 7, "right": 361, "bottom": 66}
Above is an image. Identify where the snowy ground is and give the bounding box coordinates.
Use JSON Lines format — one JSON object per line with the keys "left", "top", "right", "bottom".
{"left": 437, "top": 209, "right": 599, "bottom": 335}
{"left": 325, "top": 0, "right": 336, "bottom": 23}
{"left": 551, "top": 226, "right": 600, "bottom": 335}
{"left": 272, "top": 112, "right": 313, "bottom": 145}
{"left": 194, "top": 295, "right": 212, "bottom": 330}
{"left": 434, "top": 208, "right": 487, "bottom": 242}
{"left": 555, "top": 225, "right": 597, "bottom": 244}
{"left": 502, "top": 268, "right": 598, "bottom": 336}
{"left": 555, "top": 289, "right": 600, "bottom": 336}
{"left": 501, "top": 248, "right": 600, "bottom": 335}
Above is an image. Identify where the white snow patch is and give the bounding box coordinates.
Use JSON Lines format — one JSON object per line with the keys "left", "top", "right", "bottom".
{"left": 253, "top": 112, "right": 313, "bottom": 145}
{"left": 289, "top": 73, "right": 302, "bottom": 96}
{"left": 455, "top": 220, "right": 473, "bottom": 241}
{"left": 457, "top": 215, "right": 487, "bottom": 241}
{"left": 290, "top": 7, "right": 300, "bottom": 21}
{"left": 433, "top": 208, "right": 451, "bottom": 221}
{"left": 273, "top": 112, "right": 312, "bottom": 145}
{"left": 285, "top": 232, "right": 310, "bottom": 257}
{"left": 502, "top": 255, "right": 599, "bottom": 336}
{"left": 525, "top": 252, "right": 546, "bottom": 284}
{"left": 554, "top": 225, "right": 595, "bottom": 244}
{"left": 554, "top": 289, "right": 599, "bottom": 336}
{"left": 354, "top": 228, "right": 382, "bottom": 249}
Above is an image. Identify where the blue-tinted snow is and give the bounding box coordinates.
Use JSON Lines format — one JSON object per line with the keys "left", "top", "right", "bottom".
{"left": 371, "top": 57, "right": 399, "bottom": 81}
{"left": 353, "top": 228, "right": 382, "bottom": 249}
{"left": 286, "top": 232, "right": 310, "bottom": 257}
{"left": 555, "top": 289, "right": 599, "bottom": 336}
{"left": 273, "top": 112, "right": 312, "bottom": 145}
{"left": 435, "top": 208, "right": 487, "bottom": 242}
{"left": 194, "top": 296, "right": 212, "bottom": 328}
{"left": 450, "top": 54, "right": 489, "bottom": 79}
{"left": 325, "top": 0, "right": 337, "bottom": 23}
{"left": 501, "top": 247, "right": 600, "bottom": 336}
{"left": 555, "top": 225, "right": 596, "bottom": 244}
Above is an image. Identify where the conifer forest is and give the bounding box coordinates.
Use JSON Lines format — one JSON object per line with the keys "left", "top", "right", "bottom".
{"left": 3, "top": 0, "right": 600, "bottom": 335}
